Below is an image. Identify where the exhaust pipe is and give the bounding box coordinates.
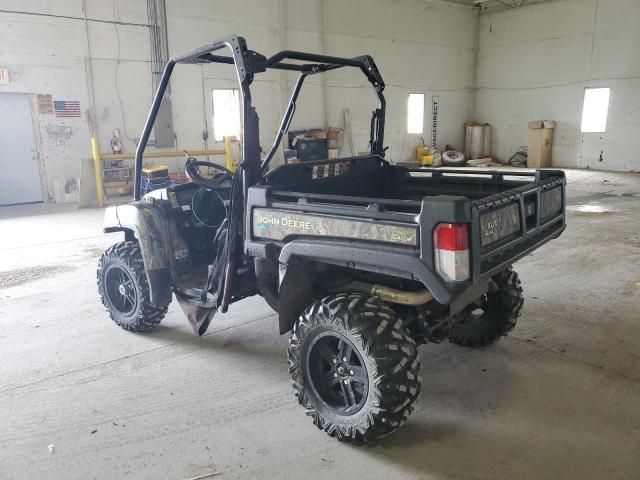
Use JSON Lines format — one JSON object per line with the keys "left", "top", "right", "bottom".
{"left": 370, "top": 284, "right": 433, "bottom": 305}
{"left": 343, "top": 281, "right": 433, "bottom": 306}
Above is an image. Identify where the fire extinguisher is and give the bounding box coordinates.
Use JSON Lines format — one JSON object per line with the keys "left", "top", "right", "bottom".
{"left": 111, "top": 128, "right": 123, "bottom": 154}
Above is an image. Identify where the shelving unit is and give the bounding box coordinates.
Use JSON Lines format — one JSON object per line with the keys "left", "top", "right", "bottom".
{"left": 91, "top": 146, "right": 229, "bottom": 205}
{"left": 102, "top": 165, "right": 133, "bottom": 197}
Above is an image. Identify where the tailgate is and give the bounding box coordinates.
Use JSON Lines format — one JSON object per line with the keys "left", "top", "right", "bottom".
{"left": 470, "top": 171, "right": 565, "bottom": 280}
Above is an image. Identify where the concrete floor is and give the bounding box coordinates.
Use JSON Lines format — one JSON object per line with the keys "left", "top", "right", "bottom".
{"left": 1, "top": 169, "right": 639, "bottom": 480}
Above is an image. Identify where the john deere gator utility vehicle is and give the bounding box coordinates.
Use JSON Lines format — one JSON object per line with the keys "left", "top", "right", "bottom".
{"left": 98, "top": 35, "right": 566, "bottom": 443}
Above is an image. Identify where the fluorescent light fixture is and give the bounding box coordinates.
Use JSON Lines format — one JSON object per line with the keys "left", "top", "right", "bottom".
{"left": 407, "top": 93, "right": 425, "bottom": 134}
{"left": 213, "top": 89, "right": 241, "bottom": 141}
{"left": 580, "top": 87, "right": 610, "bottom": 133}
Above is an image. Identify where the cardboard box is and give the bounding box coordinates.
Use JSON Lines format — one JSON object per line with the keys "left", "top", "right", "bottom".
{"left": 327, "top": 138, "right": 341, "bottom": 149}
{"left": 308, "top": 129, "right": 327, "bottom": 139}
{"left": 327, "top": 127, "right": 344, "bottom": 149}
{"left": 327, "top": 127, "right": 343, "bottom": 140}
{"left": 527, "top": 120, "right": 555, "bottom": 168}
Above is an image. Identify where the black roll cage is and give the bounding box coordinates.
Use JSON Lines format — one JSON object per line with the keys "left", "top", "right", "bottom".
{"left": 133, "top": 34, "right": 387, "bottom": 200}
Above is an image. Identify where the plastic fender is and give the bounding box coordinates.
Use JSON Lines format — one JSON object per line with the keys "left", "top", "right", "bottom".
{"left": 103, "top": 203, "right": 173, "bottom": 305}
{"left": 277, "top": 239, "right": 490, "bottom": 317}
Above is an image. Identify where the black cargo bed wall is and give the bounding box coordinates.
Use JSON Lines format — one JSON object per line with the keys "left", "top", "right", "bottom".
{"left": 399, "top": 175, "right": 531, "bottom": 200}
{"left": 265, "top": 157, "right": 404, "bottom": 199}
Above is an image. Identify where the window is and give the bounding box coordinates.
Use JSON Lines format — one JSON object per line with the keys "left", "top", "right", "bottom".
{"left": 580, "top": 87, "right": 610, "bottom": 133}
{"left": 407, "top": 93, "right": 425, "bottom": 134}
{"left": 212, "top": 89, "right": 241, "bottom": 141}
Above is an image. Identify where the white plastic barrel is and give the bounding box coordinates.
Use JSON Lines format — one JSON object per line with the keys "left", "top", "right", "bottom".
{"left": 470, "top": 125, "right": 484, "bottom": 160}
{"left": 482, "top": 124, "right": 491, "bottom": 157}
{"left": 464, "top": 124, "right": 473, "bottom": 159}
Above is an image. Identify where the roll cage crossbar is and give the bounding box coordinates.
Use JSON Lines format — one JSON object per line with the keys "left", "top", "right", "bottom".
{"left": 133, "top": 34, "right": 386, "bottom": 200}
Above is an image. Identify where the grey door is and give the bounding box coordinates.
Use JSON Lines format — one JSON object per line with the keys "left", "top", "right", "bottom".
{"left": 0, "top": 94, "right": 43, "bottom": 205}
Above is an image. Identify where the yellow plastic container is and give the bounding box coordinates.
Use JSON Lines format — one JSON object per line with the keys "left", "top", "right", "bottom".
{"left": 416, "top": 145, "right": 430, "bottom": 163}
{"left": 420, "top": 154, "right": 434, "bottom": 166}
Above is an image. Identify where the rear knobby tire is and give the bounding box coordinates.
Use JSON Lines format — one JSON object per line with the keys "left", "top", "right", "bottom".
{"left": 449, "top": 266, "right": 524, "bottom": 347}
{"left": 288, "top": 293, "right": 421, "bottom": 444}
{"left": 97, "top": 241, "right": 169, "bottom": 331}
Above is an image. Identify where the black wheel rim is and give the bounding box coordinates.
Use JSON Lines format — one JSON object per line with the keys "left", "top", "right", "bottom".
{"left": 306, "top": 332, "right": 368, "bottom": 415}
{"left": 104, "top": 264, "right": 138, "bottom": 316}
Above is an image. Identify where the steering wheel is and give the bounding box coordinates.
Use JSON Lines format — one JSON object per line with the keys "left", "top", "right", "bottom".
{"left": 184, "top": 157, "right": 234, "bottom": 190}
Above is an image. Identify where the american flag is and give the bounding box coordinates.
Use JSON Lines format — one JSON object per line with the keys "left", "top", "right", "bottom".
{"left": 54, "top": 100, "right": 81, "bottom": 118}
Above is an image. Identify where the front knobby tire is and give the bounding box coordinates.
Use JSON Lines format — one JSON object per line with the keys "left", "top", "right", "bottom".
{"left": 288, "top": 293, "right": 421, "bottom": 444}
{"left": 449, "top": 267, "right": 524, "bottom": 347}
{"left": 97, "top": 241, "right": 169, "bottom": 332}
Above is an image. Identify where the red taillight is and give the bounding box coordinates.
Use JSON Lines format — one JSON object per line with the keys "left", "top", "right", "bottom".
{"left": 434, "top": 223, "right": 470, "bottom": 282}
{"left": 434, "top": 223, "right": 469, "bottom": 251}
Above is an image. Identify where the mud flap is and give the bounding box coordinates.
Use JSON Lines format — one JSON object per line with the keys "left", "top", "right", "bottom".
{"left": 175, "top": 289, "right": 218, "bottom": 336}
{"left": 277, "top": 259, "right": 314, "bottom": 334}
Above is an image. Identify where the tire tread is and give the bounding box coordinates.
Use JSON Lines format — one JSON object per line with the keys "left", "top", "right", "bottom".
{"left": 449, "top": 266, "right": 523, "bottom": 347}
{"left": 97, "top": 241, "right": 169, "bottom": 331}
{"left": 289, "top": 293, "right": 421, "bottom": 444}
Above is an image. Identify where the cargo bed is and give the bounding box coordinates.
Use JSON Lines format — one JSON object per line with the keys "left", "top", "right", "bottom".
{"left": 261, "top": 155, "right": 554, "bottom": 208}
{"left": 247, "top": 155, "right": 566, "bottom": 310}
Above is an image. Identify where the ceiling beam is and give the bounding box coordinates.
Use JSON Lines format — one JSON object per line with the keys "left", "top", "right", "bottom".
{"left": 437, "top": 0, "right": 556, "bottom": 10}
{"left": 473, "top": 0, "right": 556, "bottom": 12}
{"left": 427, "top": 0, "right": 477, "bottom": 6}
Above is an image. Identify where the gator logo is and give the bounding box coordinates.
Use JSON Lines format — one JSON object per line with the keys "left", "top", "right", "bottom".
{"left": 391, "top": 229, "right": 416, "bottom": 244}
